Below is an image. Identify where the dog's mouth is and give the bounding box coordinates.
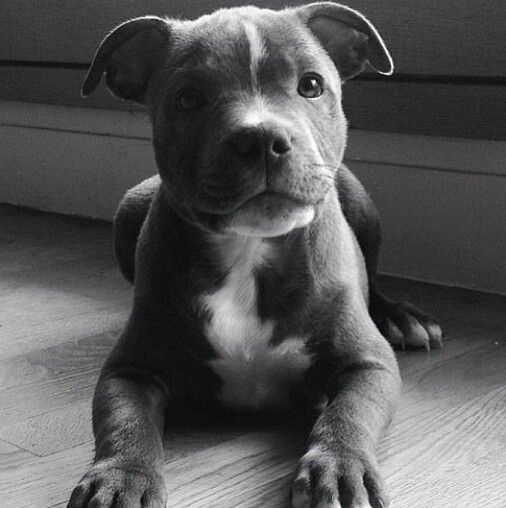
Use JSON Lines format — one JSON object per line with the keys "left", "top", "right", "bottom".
{"left": 216, "top": 191, "right": 316, "bottom": 237}
{"left": 234, "top": 190, "right": 311, "bottom": 216}
{"left": 235, "top": 190, "right": 312, "bottom": 216}
{"left": 197, "top": 186, "right": 317, "bottom": 213}
{"left": 193, "top": 168, "right": 332, "bottom": 236}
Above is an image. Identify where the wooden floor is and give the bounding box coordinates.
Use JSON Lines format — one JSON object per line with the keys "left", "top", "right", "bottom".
{"left": 0, "top": 204, "right": 505, "bottom": 508}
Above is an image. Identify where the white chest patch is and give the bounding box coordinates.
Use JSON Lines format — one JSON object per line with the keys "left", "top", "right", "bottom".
{"left": 200, "top": 237, "right": 312, "bottom": 409}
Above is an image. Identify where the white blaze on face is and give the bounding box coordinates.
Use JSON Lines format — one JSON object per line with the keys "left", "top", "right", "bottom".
{"left": 201, "top": 236, "right": 312, "bottom": 409}
{"left": 243, "top": 20, "right": 267, "bottom": 89}
{"left": 239, "top": 96, "right": 295, "bottom": 133}
{"left": 242, "top": 106, "right": 266, "bottom": 127}
{"left": 238, "top": 21, "right": 271, "bottom": 128}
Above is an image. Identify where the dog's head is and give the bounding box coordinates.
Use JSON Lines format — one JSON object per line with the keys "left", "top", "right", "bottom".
{"left": 83, "top": 2, "right": 392, "bottom": 237}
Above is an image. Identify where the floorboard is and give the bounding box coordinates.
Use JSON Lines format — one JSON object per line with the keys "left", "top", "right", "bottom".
{"left": 0, "top": 205, "right": 504, "bottom": 508}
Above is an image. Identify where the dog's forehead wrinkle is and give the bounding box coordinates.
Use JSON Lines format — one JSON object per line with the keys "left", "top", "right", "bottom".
{"left": 177, "top": 9, "right": 306, "bottom": 79}
{"left": 172, "top": 17, "right": 250, "bottom": 76}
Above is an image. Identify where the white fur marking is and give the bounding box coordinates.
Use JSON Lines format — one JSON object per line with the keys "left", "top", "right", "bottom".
{"left": 243, "top": 20, "right": 266, "bottom": 87}
{"left": 243, "top": 106, "right": 267, "bottom": 127}
{"left": 201, "top": 237, "right": 312, "bottom": 409}
{"left": 242, "top": 99, "right": 295, "bottom": 130}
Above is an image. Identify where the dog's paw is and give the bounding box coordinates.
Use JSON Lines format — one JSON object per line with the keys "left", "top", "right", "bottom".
{"left": 291, "top": 446, "right": 388, "bottom": 508}
{"left": 371, "top": 294, "right": 443, "bottom": 351}
{"left": 67, "top": 460, "right": 166, "bottom": 508}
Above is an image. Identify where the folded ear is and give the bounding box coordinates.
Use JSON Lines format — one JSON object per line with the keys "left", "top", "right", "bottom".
{"left": 296, "top": 2, "right": 393, "bottom": 80}
{"left": 82, "top": 16, "right": 171, "bottom": 103}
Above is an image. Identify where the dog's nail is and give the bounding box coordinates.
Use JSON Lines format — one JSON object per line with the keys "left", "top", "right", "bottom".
{"left": 384, "top": 319, "right": 404, "bottom": 348}
{"left": 427, "top": 323, "right": 443, "bottom": 349}
{"left": 405, "top": 318, "right": 431, "bottom": 349}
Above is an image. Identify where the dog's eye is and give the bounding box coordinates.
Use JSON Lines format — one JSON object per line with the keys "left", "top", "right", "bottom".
{"left": 176, "top": 89, "right": 207, "bottom": 111}
{"left": 297, "top": 74, "right": 324, "bottom": 98}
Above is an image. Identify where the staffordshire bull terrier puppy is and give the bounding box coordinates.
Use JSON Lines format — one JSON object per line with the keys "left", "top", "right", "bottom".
{"left": 69, "top": 3, "right": 443, "bottom": 507}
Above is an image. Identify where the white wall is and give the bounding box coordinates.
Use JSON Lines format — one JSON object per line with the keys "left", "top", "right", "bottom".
{"left": 0, "top": 101, "right": 155, "bottom": 219}
{"left": 1, "top": 101, "right": 505, "bottom": 294}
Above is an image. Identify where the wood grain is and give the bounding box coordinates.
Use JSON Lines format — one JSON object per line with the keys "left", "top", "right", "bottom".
{"left": 0, "top": 206, "right": 505, "bottom": 507}
{"left": 0, "top": 439, "right": 35, "bottom": 471}
{"left": 1, "top": 0, "right": 504, "bottom": 77}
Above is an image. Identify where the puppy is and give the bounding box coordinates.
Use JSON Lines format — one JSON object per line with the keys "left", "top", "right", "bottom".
{"left": 68, "top": 3, "right": 442, "bottom": 507}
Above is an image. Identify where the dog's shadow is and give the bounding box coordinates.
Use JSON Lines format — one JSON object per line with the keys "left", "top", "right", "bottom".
{"left": 161, "top": 401, "right": 315, "bottom": 506}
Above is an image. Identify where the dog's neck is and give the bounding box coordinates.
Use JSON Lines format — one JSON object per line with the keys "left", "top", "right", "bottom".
{"left": 205, "top": 234, "right": 273, "bottom": 275}
{"left": 157, "top": 184, "right": 361, "bottom": 309}
{"left": 160, "top": 180, "right": 314, "bottom": 268}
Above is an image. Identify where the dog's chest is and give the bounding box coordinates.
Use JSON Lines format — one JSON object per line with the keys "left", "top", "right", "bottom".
{"left": 200, "top": 240, "right": 312, "bottom": 409}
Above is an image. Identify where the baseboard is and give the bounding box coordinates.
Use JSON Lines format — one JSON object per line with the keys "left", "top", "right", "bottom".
{"left": 1, "top": 100, "right": 505, "bottom": 294}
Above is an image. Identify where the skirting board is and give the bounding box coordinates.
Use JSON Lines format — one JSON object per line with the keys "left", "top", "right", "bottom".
{"left": 1, "top": 101, "right": 505, "bottom": 295}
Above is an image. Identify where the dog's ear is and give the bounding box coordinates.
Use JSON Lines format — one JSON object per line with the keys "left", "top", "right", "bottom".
{"left": 296, "top": 2, "right": 393, "bottom": 80}
{"left": 82, "top": 16, "right": 171, "bottom": 103}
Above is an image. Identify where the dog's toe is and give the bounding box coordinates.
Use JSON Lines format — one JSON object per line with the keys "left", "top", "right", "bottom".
{"left": 404, "top": 315, "right": 431, "bottom": 350}
{"left": 292, "top": 445, "right": 386, "bottom": 508}
{"left": 426, "top": 322, "right": 443, "bottom": 349}
{"left": 68, "top": 462, "right": 166, "bottom": 508}
{"left": 372, "top": 294, "right": 443, "bottom": 351}
{"left": 382, "top": 319, "right": 404, "bottom": 349}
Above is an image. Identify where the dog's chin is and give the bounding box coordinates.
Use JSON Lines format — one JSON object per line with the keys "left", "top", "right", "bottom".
{"left": 219, "top": 192, "right": 315, "bottom": 238}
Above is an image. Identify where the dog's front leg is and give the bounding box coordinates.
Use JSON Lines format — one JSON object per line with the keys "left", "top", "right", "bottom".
{"left": 293, "top": 307, "right": 401, "bottom": 508}
{"left": 68, "top": 370, "right": 169, "bottom": 508}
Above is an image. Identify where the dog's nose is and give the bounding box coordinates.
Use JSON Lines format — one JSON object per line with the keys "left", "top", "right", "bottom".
{"left": 226, "top": 124, "right": 292, "bottom": 165}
